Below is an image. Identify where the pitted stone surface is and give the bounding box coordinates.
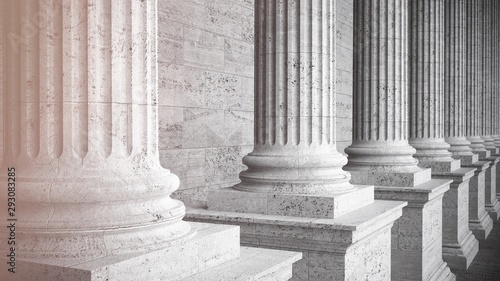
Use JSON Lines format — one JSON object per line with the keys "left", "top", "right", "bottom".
{"left": 433, "top": 168, "right": 479, "bottom": 269}
{"left": 208, "top": 185, "right": 374, "bottom": 219}
{"left": 186, "top": 200, "right": 406, "bottom": 281}
{"left": 0, "top": 2, "right": 301, "bottom": 280}
{"left": 408, "top": 0, "right": 459, "bottom": 174}
{"left": 465, "top": 162, "right": 495, "bottom": 239}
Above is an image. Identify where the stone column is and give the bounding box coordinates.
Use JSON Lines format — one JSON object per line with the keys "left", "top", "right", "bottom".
{"left": 466, "top": 0, "right": 489, "bottom": 159}
{"left": 187, "top": 1, "right": 406, "bottom": 280}
{"left": 206, "top": 0, "right": 374, "bottom": 212}
{"left": 235, "top": 0, "right": 351, "bottom": 195}
{"left": 1, "top": 0, "right": 192, "bottom": 257}
{"left": 482, "top": 0, "right": 500, "bottom": 221}
{"left": 443, "top": 0, "right": 478, "bottom": 163}
{"left": 408, "top": 0, "right": 478, "bottom": 269}
{"left": 446, "top": 0, "right": 494, "bottom": 240}
{"left": 408, "top": 0, "right": 460, "bottom": 173}
{"left": 494, "top": 0, "right": 500, "bottom": 200}
{"left": 344, "top": 0, "right": 454, "bottom": 279}
{"left": 479, "top": 0, "right": 498, "bottom": 154}
{"left": 0, "top": 1, "right": 301, "bottom": 280}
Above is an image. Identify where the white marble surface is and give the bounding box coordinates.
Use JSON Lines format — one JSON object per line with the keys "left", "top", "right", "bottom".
{"left": 408, "top": 0, "right": 460, "bottom": 173}
{"left": 465, "top": 161, "right": 494, "bottom": 239}
{"left": 234, "top": 0, "right": 354, "bottom": 195}
{"left": 0, "top": 1, "right": 300, "bottom": 280}
{"left": 433, "top": 168, "right": 479, "bottom": 269}
{"left": 187, "top": 200, "right": 406, "bottom": 281}
{"left": 443, "top": 0, "right": 477, "bottom": 163}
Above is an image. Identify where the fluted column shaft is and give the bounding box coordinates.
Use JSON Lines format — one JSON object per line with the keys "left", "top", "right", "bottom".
{"left": 345, "top": 0, "right": 431, "bottom": 185}
{"left": 495, "top": 1, "right": 500, "bottom": 140}
{"left": 466, "top": 0, "right": 490, "bottom": 157}
{"left": 495, "top": 0, "right": 500, "bottom": 144}
{"left": 480, "top": 0, "right": 496, "bottom": 150}
{"left": 408, "top": 0, "right": 459, "bottom": 173}
{"left": 237, "top": 0, "right": 352, "bottom": 194}
{"left": 492, "top": 0, "right": 500, "bottom": 145}
{"left": 444, "top": 0, "right": 477, "bottom": 164}
{"left": 0, "top": 0, "right": 190, "bottom": 261}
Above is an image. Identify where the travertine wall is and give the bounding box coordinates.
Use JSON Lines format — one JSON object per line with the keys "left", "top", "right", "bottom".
{"left": 335, "top": 0, "right": 354, "bottom": 154}
{"left": 158, "top": 0, "right": 353, "bottom": 203}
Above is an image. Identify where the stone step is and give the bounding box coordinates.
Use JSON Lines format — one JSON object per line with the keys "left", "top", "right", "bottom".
{"left": 182, "top": 247, "right": 301, "bottom": 281}
{"left": 7, "top": 222, "right": 301, "bottom": 281}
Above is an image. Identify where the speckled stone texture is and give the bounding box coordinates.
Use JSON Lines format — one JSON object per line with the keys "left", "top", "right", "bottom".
{"left": 495, "top": 0, "right": 500, "bottom": 203}
{"left": 5, "top": 223, "right": 301, "bottom": 281}
{"left": 443, "top": 0, "right": 477, "bottom": 165}
{"left": 0, "top": 1, "right": 301, "bottom": 280}
{"left": 408, "top": 0, "right": 460, "bottom": 174}
{"left": 198, "top": 0, "right": 406, "bottom": 279}
{"left": 156, "top": 0, "right": 356, "bottom": 205}
{"left": 156, "top": 0, "right": 255, "bottom": 205}
{"left": 345, "top": 0, "right": 454, "bottom": 279}
{"left": 407, "top": 0, "right": 479, "bottom": 270}
{"left": 484, "top": 157, "right": 500, "bottom": 220}
{"left": 375, "top": 180, "right": 455, "bottom": 280}
{"left": 467, "top": 162, "right": 494, "bottom": 240}
{"left": 186, "top": 200, "right": 406, "bottom": 281}
{"left": 433, "top": 169, "right": 479, "bottom": 269}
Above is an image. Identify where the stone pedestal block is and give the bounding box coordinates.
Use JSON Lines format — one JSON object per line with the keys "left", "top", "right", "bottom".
{"left": 485, "top": 157, "right": 500, "bottom": 220}
{"left": 433, "top": 168, "right": 479, "bottom": 269}
{"left": 1, "top": 222, "right": 301, "bottom": 281}
{"left": 496, "top": 156, "right": 500, "bottom": 198}
{"left": 374, "top": 179, "right": 455, "bottom": 280}
{"left": 462, "top": 161, "right": 494, "bottom": 239}
{"left": 208, "top": 186, "right": 374, "bottom": 219}
{"left": 186, "top": 200, "right": 406, "bottom": 281}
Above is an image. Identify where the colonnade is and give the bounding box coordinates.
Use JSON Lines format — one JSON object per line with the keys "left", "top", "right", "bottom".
{"left": 188, "top": 0, "right": 500, "bottom": 280}
{"left": 0, "top": 1, "right": 301, "bottom": 280}
{"left": 0, "top": 0, "right": 499, "bottom": 280}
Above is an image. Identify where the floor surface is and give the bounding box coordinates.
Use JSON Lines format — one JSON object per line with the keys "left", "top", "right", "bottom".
{"left": 452, "top": 213, "right": 500, "bottom": 281}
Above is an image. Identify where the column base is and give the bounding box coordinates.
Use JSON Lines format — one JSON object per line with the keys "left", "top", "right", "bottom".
{"left": 485, "top": 199, "right": 500, "bottom": 221}
{"left": 432, "top": 168, "right": 479, "bottom": 269}
{"left": 186, "top": 200, "right": 406, "bottom": 280}
{"left": 0, "top": 222, "right": 301, "bottom": 281}
{"left": 208, "top": 185, "right": 374, "bottom": 219}
{"left": 485, "top": 157, "right": 499, "bottom": 220}
{"left": 486, "top": 147, "right": 500, "bottom": 155}
{"left": 463, "top": 161, "right": 494, "bottom": 240}
{"left": 469, "top": 210, "right": 494, "bottom": 240}
{"left": 476, "top": 150, "right": 491, "bottom": 160}
{"left": 348, "top": 168, "right": 432, "bottom": 187}
{"left": 374, "top": 179, "right": 455, "bottom": 281}
{"left": 442, "top": 230, "right": 479, "bottom": 270}
{"left": 427, "top": 261, "right": 456, "bottom": 281}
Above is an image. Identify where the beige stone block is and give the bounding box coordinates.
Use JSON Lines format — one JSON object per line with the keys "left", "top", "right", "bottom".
{"left": 158, "top": 0, "right": 205, "bottom": 29}
{"left": 183, "top": 27, "right": 224, "bottom": 71}
{"left": 158, "top": 64, "right": 206, "bottom": 108}
{"left": 224, "top": 38, "right": 253, "bottom": 78}
{"left": 208, "top": 186, "right": 374, "bottom": 219}
{"left": 186, "top": 200, "right": 406, "bottom": 281}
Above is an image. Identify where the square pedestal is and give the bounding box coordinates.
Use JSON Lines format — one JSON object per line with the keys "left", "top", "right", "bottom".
{"left": 432, "top": 168, "right": 479, "bottom": 269}
{"left": 462, "top": 161, "right": 494, "bottom": 240}
{"left": 186, "top": 200, "right": 406, "bottom": 280}
{"left": 349, "top": 168, "right": 432, "bottom": 187}
{"left": 1, "top": 223, "right": 301, "bottom": 281}
{"left": 496, "top": 158, "right": 500, "bottom": 198}
{"left": 208, "top": 185, "right": 374, "bottom": 219}
{"left": 485, "top": 157, "right": 500, "bottom": 220}
{"left": 374, "top": 179, "right": 455, "bottom": 281}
